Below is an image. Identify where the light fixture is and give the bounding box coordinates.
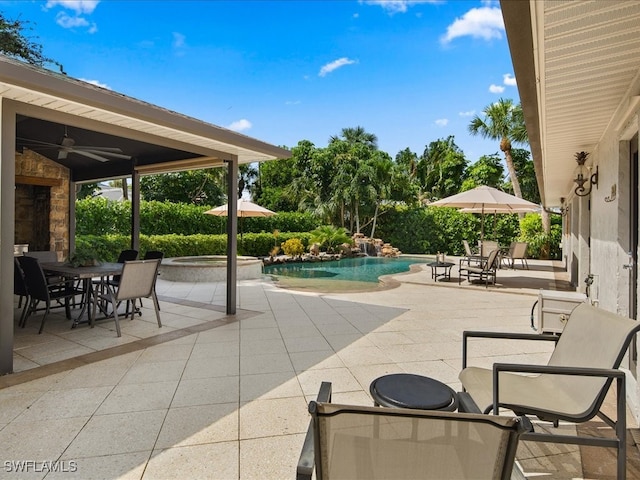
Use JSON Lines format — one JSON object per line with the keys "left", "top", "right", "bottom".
{"left": 559, "top": 197, "right": 568, "bottom": 216}
{"left": 573, "top": 151, "right": 598, "bottom": 197}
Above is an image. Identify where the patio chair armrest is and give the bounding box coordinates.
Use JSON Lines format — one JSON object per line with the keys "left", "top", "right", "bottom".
{"left": 491, "top": 363, "right": 625, "bottom": 415}
{"left": 462, "top": 331, "right": 559, "bottom": 368}
{"left": 493, "top": 363, "right": 624, "bottom": 378}
{"left": 297, "top": 382, "right": 333, "bottom": 480}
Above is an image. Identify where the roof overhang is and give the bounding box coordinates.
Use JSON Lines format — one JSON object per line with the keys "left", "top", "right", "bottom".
{"left": 501, "top": 0, "right": 640, "bottom": 207}
{"left": 1, "top": 55, "right": 290, "bottom": 182}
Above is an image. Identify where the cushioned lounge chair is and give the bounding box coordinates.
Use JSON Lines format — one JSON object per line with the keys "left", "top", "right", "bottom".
{"left": 297, "top": 381, "right": 530, "bottom": 480}
{"left": 458, "top": 302, "right": 640, "bottom": 480}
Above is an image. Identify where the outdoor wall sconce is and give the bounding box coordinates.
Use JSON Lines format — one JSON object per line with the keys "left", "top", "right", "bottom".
{"left": 559, "top": 197, "right": 569, "bottom": 216}
{"left": 573, "top": 151, "right": 598, "bottom": 197}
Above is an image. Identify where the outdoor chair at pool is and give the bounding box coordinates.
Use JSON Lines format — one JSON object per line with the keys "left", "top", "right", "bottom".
{"left": 297, "top": 381, "right": 530, "bottom": 480}
{"left": 458, "top": 302, "right": 640, "bottom": 480}
{"left": 501, "top": 241, "right": 529, "bottom": 269}
{"left": 92, "top": 259, "right": 162, "bottom": 337}
{"left": 461, "top": 240, "right": 483, "bottom": 266}
{"left": 479, "top": 240, "right": 499, "bottom": 258}
{"left": 458, "top": 249, "right": 500, "bottom": 288}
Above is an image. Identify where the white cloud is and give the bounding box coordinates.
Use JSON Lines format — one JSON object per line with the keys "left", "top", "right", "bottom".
{"left": 46, "top": 0, "right": 99, "bottom": 14}
{"left": 489, "top": 84, "right": 505, "bottom": 93}
{"left": 459, "top": 110, "right": 475, "bottom": 117}
{"left": 55, "top": 12, "right": 89, "bottom": 28}
{"left": 47, "top": 0, "right": 99, "bottom": 32}
{"left": 361, "top": 1, "right": 436, "bottom": 15}
{"left": 79, "top": 78, "right": 110, "bottom": 89}
{"left": 503, "top": 73, "right": 517, "bottom": 86}
{"left": 172, "top": 32, "right": 186, "bottom": 49}
{"left": 441, "top": 6, "right": 504, "bottom": 44}
{"left": 319, "top": 57, "right": 357, "bottom": 77}
{"left": 227, "top": 119, "right": 252, "bottom": 132}
{"left": 285, "top": 100, "right": 301, "bottom": 105}
{"left": 435, "top": 118, "right": 449, "bottom": 126}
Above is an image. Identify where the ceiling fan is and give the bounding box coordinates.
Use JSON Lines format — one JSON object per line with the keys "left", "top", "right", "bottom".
{"left": 18, "top": 126, "right": 132, "bottom": 163}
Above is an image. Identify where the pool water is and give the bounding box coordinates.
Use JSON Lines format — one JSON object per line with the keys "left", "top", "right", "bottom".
{"left": 264, "top": 256, "right": 431, "bottom": 284}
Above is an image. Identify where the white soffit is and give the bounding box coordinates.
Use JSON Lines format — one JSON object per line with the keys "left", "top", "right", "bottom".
{"left": 538, "top": 0, "right": 640, "bottom": 204}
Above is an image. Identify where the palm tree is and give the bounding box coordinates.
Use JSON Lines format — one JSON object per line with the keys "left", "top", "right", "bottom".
{"left": 329, "top": 126, "right": 378, "bottom": 150}
{"left": 468, "top": 98, "right": 527, "bottom": 198}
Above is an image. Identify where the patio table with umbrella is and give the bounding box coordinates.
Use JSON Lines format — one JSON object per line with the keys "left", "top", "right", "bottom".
{"left": 204, "top": 199, "right": 276, "bottom": 238}
{"left": 430, "top": 185, "right": 539, "bottom": 243}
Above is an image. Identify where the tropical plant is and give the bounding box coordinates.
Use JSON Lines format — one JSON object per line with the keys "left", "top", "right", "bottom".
{"left": 461, "top": 154, "right": 504, "bottom": 191}
{"left": 416, "top": 136, "right": 468, "bottom": 202}
{"left": 140, "top": 168, "right": 225, "bottom": 204}
{"left": 468, "top": 98, "right": 527, "bottom": 199}
{"left": 310, "top": 225, "right": 352, "bottom": 253}
{"left": 281, "top": 238, "right": 304, "bottom": 258}
{"left": 238, "top": 163, "right": 258, "bottom": 198}
{"left": 329, "top": 126, "right": 378, "bottom": 150}
{"left": 68, "top": 242, "right": 102, "bottom": 267}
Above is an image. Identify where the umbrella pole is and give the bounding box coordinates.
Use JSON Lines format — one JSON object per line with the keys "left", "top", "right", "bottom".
{"left": 481, "top": 204, "right": 485, "bottom": 244}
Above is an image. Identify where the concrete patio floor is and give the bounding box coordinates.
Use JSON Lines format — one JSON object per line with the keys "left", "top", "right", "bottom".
{"left": 2, "top": 257, "right": 639, "bottom": 479}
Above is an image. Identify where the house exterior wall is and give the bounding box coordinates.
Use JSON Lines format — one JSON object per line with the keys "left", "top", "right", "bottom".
{"left": 15, "top": 149, "right": 70, "bottom": 260}
{"left": 572, "top": 93, "right": 640, "bottom": 418}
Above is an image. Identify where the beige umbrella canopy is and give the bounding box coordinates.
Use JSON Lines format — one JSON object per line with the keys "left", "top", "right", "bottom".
{"left": 430, "top": 186, "right": 539, "bottom": 241}
{"left": 204, "top": 199, "right": 276, "bottom": 237}
{"left": 204, "top": 199, "right": 276, "bottom": 218}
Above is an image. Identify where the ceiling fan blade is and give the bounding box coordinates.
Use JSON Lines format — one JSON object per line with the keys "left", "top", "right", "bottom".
{"left": 80, "top": 149, "right": 132, "bottom": 160}
{"left": 72, "top": 146, "right": 124, "bottom": 152}
{"left": 72, "top": 150, "right": 110, "bottom": 162}
{"left": 16, "top": 137, "right": 63, "bottom": 149}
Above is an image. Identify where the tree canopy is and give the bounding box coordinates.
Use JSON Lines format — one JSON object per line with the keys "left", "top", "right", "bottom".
{"left": 0, "top": 12, "right": 63, "bottom": 72}
{"left": 468, "top": 98, "right": 527, "bottom": 198}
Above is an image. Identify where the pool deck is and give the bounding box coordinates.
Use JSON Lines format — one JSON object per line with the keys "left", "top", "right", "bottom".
{"left": 3, "top": 257, "right": 639, "bottom": 479}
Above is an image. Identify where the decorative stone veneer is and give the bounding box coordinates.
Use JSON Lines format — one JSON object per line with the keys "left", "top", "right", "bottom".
{"left": 15, "top": 149, "right": 70, "bottom": 261}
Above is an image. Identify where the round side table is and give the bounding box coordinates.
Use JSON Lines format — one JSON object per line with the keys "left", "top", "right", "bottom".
{"left": 370, "top": 373, "right": 458, "bottom": 411}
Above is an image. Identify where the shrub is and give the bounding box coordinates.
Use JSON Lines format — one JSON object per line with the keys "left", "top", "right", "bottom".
{"left": 519, "top": 213, "right": 562, "bottom": 260}
{"left": 310, "top": 225, "right": 352, "bottom": 253}
{"left": 281, "top": 238, "right": 305, "bottom": 258}
{"left": 75, "top": 198, "right": 320, "bottom": 236}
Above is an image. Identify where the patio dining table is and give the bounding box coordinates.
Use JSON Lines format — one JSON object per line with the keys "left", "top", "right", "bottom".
{"left": 41, "top": 262, "right": 123, "bottom": 328}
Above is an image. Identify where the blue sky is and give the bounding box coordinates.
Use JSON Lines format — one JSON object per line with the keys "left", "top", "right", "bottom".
{"left": 2, "top": 0, "right": 519, "bottom": 162}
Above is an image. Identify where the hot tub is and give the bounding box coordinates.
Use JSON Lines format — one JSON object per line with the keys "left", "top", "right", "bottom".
{"left": 159, "top": 255, "right": 263, "bottom": 282}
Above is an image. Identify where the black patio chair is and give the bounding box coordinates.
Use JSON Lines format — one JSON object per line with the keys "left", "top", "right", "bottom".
{"left": 14, "top": 258, "right": 30, "bottom": 326}
{"left": 17, "top": 255, "right": 83, "bottom": 333}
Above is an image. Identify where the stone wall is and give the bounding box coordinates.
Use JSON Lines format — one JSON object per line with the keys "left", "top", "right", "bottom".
{"left": 15, "top": 149, "right": 70, "bottom": 261}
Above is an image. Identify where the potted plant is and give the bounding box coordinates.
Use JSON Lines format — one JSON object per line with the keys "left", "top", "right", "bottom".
{"left": 68, "top": 245, "right": 101, "bottom": 267}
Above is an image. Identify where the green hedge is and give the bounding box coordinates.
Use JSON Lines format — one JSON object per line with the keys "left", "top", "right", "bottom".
{"left": 75, "top": 198, "right": 557, "bottom": 259}
{"left": 76, "top": 198, "right": 320, "bottom": 236}
{"left": 75, "top": 232, "right": 314, "bottom": 261}
{"left": 374, "top": 205, "right": 520, "bottom": 255}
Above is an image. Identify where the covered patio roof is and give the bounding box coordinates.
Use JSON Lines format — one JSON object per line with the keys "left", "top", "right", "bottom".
{"left": 0, "top": 54, "right": 291, "bottom": 374}
{"left": 501, "top": 0, "right": 640, "bottom": 207}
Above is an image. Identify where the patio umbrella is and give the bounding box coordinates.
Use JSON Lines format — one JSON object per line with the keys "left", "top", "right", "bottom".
{"left": 459, "top": 206, "right": 540, "bottom": 241}
{"left": 430, "top": 186, "right": 539, "bottom": 242}
{"left": 204, "top": 199, "right": 276, "bottom": 237}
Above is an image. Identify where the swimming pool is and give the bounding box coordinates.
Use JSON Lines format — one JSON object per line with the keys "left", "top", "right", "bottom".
{"left": 263, "top": 255, "right": 431, "bottom": 289}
